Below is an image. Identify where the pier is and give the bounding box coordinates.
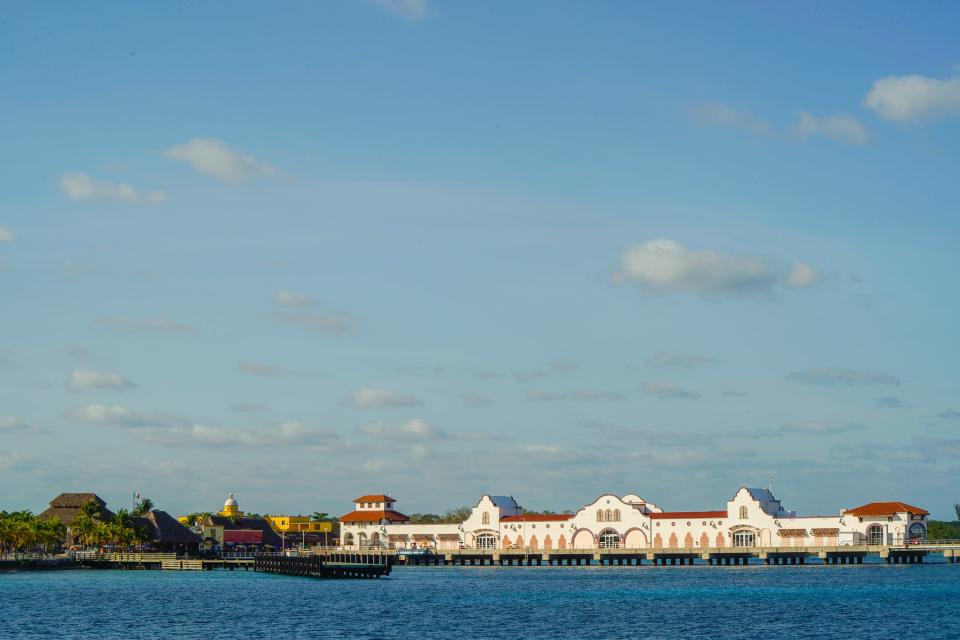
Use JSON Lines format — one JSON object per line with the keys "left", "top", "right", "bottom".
{"left": 254, "top": 551, "right": 392, "bottom": 579}
{"left": 397, "top": 543, "right": 960, "bottom": 567}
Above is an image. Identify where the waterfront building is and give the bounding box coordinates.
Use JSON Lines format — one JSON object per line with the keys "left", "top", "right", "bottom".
{"left": 131, "top": 510, "right": 201, "bottom": 554}
{"left": 220, "top": 494, "right": 243, "bottom": 518}
{"left": 199, "top": 494, "right": 283, "bottom": 550}
{"left": 266, "top": 515, "right": 334, "bottom": 534}
{"left": 339, "top": 487, "right": 928, "bottom": 550}
{"left": 39, "top": 493, "right": 114, "bottom": 545}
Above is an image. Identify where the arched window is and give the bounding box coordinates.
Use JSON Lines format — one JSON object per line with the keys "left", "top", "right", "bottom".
{"left": 613, "top": 509, "right": 621, "bottom": 522}
{"left": 482, "top": 512, "right": 490, "bottom": 525}
{"left": 867, "top": 525, "right": 884, "bottom": 545}
{"left": 596, "top": 509, "right": 604, "bottom": 522}
{"left": 344, "top": 532, "right": 355, "bottom": 546}
{"left": 908, "top": 522, "right": 926, "bottom": 542}
{"left": 605, "top": 509, "right": 613, "bottom": 522}
{"left": 739, "top": 506, "right": 748, "bottom": 520}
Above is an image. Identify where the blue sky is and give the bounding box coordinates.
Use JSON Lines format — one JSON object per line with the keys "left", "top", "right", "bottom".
{"left": 1, "top": 1, "right": 958, "bottom": 520}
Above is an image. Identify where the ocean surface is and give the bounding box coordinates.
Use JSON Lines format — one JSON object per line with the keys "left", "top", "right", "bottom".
{"left": 2, "top": 562, "right": 959, "bottom": 639}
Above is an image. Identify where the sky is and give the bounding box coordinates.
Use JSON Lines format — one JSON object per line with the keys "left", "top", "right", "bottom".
{"left": 1, "top": 1, "right": 959, "bottom": 520}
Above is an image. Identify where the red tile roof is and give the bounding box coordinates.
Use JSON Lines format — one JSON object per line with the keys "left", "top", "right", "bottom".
{"left": 844, "top": 502, "right": 929, "bottom": 517}
{"left": 339, "top": 509, "right": 409, "bottom": 523}
{"left": 648, "top": 511, "right": 727, "bottom": 520}
{"left": 353, "top": 494, "right": 396, "bottom": 503}
{"left": 501, "top": 514, "right": 572, "bottom": 522}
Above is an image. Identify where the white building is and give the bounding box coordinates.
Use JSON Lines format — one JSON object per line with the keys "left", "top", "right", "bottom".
{"left": 338, "top": 488, "right": 928, "bottom": 550}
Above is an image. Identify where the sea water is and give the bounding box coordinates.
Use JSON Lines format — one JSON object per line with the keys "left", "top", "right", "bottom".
{"left": 2, "top": 563, "right": 958, "bottom": 639}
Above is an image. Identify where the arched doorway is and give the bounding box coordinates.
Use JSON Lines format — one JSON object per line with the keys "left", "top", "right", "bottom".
{"left": 732, "top": 530, "right": 756, "bottom": 547}
{"left": 908, "top": 522, "right": 926, "bottom": 542}
{"left": 369, "top": 532, "right": 381, "bottom": 548}
{"left": 684, "top": 533, "right": 694, "bottom": 548}
{"left": 715, "top": 532, "right": 724, "bottom": 548}
{"left": 543, "top": 535, "right": 552, "bottom": 549}
{"left": 514, "top": 535, "right": 524, "bottom": 548}
{"left": 653, "top": 533, "right": 663, "bottom": 549}
{"left": 598, "top": 529, "right": 620, "bottom": 549}
{"left": 344, "top": 533, "right": 355, "bottom": 547}
{"left": 476, "top": 533, "right": 497, "bottom": 549}
{"left": 699, "top": 533, "right": 709, "bottom": 548}
{"left": 529, "top": 535, "right": 538, "bottom": 550}
{"left": 557, "top": 535, "right": 567, "bottom": 550}
{"left": 501, "top": 535, "right": 511, "bottom": 548}
{"left": 867, "top": 525, "right": 884, "bottom": 545}
{"left": 357, "top": 532, "right": 367, "bottom": 548}
{"left": 668, "top": 533, "right": 678, "bottom": 549}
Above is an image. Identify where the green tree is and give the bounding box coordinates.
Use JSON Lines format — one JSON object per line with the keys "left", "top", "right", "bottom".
{"left": 81, "top": 500, "right": 101, "bottom": 519}
{"left": 954, "top": 503, "right": 960, "bottom": 522}
{"left": 440, "top": 507, "right": 472, "bottom": 524}
{"left": 70, "top": 512, "right": 97, "bottom": 548}
{"left": 132, "top": 498, "right": 154, "bottom": 516}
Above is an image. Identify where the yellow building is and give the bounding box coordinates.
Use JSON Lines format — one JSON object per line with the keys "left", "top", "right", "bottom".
{"left": 267, "top": 515, "right": 333, "bottom": 533}
{"left": 220, "top": 494, "right": 244, "bottom": 518}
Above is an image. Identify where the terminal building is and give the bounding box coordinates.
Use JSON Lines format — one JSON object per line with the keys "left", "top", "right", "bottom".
{"left": 338, "top": 488, "right": 928, "bottom": 550}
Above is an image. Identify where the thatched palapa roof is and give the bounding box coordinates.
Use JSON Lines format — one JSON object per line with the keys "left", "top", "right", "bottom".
{"left": 38, "top": 492, "right": 114, "bottom": 527}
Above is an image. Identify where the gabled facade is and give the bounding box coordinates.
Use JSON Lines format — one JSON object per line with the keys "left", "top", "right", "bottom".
{"left": 339, "top": 487, "right": 928, "bottom": 550}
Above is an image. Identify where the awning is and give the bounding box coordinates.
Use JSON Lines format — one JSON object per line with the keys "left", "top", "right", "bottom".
{"left": 388, "top": 534, "right": 408, "bottom": 541}
{"left": 412, "top": 534, "right": 435, "bottom": 541}
{"left": 437, "top": 534, "right": 461, "bottom": 540}
{"left": 777, "top": 529, "right": 808, "bottom": 537}
{"left": 811, "top": 528, "right": 839, "bottom": 536}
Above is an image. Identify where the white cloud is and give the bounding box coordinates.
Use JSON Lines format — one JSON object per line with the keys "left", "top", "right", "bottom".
{"left": 0, "top": 227, "right": 14, "bottom": 243}
{"left": 165, "top": 138, "right": 277, "bottom": 184}
{"left": 364, "top": 0, "right": 429, "bottom": 21}
{"left": 639, "top": 382, "right": 701, "bottom": 399}
{"left": 526, "top": 389, "right": 626, "bottom": 402}
{"left": 229, "top": 402, "right": 272, "bottom": 414}
{"left": 346, "top": 387, "right": 423, "bottom": 408}
{"left": 237, "top": 361, "right": 287, "bottom": 376}
{"left": 0, "top": 452, "right": 21, "bottom": 471}
{"left": 617, "top": 239, "right": 793, "bottom": 298}
{"left": 134, "top": 421, "right": 340, "bottom": 449}
{"left": 358, "top": 418, "right": 446, "bottom": 441}
{"left": 273, "top": 289, "right": 317, "bottom": 307}
{"left": 787, "top": 262, "right": 822, "bottom": 288}
{"left": 92, "top": 316, "right": 197, "bottom": 335}
{"left": 461, "top": 393, "right": 495, "bottom": 408}
{"left": 275, "top": 311, "right": 356, "bottom": 334}
{"left": 876, "top": 396, "right": 906, "bottom": 409}
{"left": 863, "top": 71, "right": 960, "bottom": 123}
{"left": 645, "top": 351, "right": 717, "bottom": 368}
{"left": 786, "top": 367, "right": 901, "bottom": 386}
{"left": 67, "top": 404, "right": 181, "bottom": 428}
{"left": 548, "top": 359, "right": 579, "bottom": 374}
{"left": 688, "top": 102, "right": 773, "bottom": 136}
{"left": 0, "top": 417, "right": 31, "bottom": 432}
{"left": 59, "top": 172, "right": 167, "bottom": 204}
{"left": 69, "top": 369, "right": 135, "bottom": 390}
{"left": 792, "top": 111, "right": 871, "bottom": 145}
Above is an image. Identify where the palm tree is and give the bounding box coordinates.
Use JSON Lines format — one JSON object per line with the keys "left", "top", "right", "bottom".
{"left": 81, "top": 500, "right": 101, "bottom": 519}
{"left": 132, "top": 498, "right": 154, "bottom": 516}
{"left": 70, "top": 512, "right": 97, "bottom": 548}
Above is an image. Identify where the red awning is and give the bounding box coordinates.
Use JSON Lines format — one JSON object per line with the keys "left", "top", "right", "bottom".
{"left": 224, "top": 530, "right": 263, "bottom": 544}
